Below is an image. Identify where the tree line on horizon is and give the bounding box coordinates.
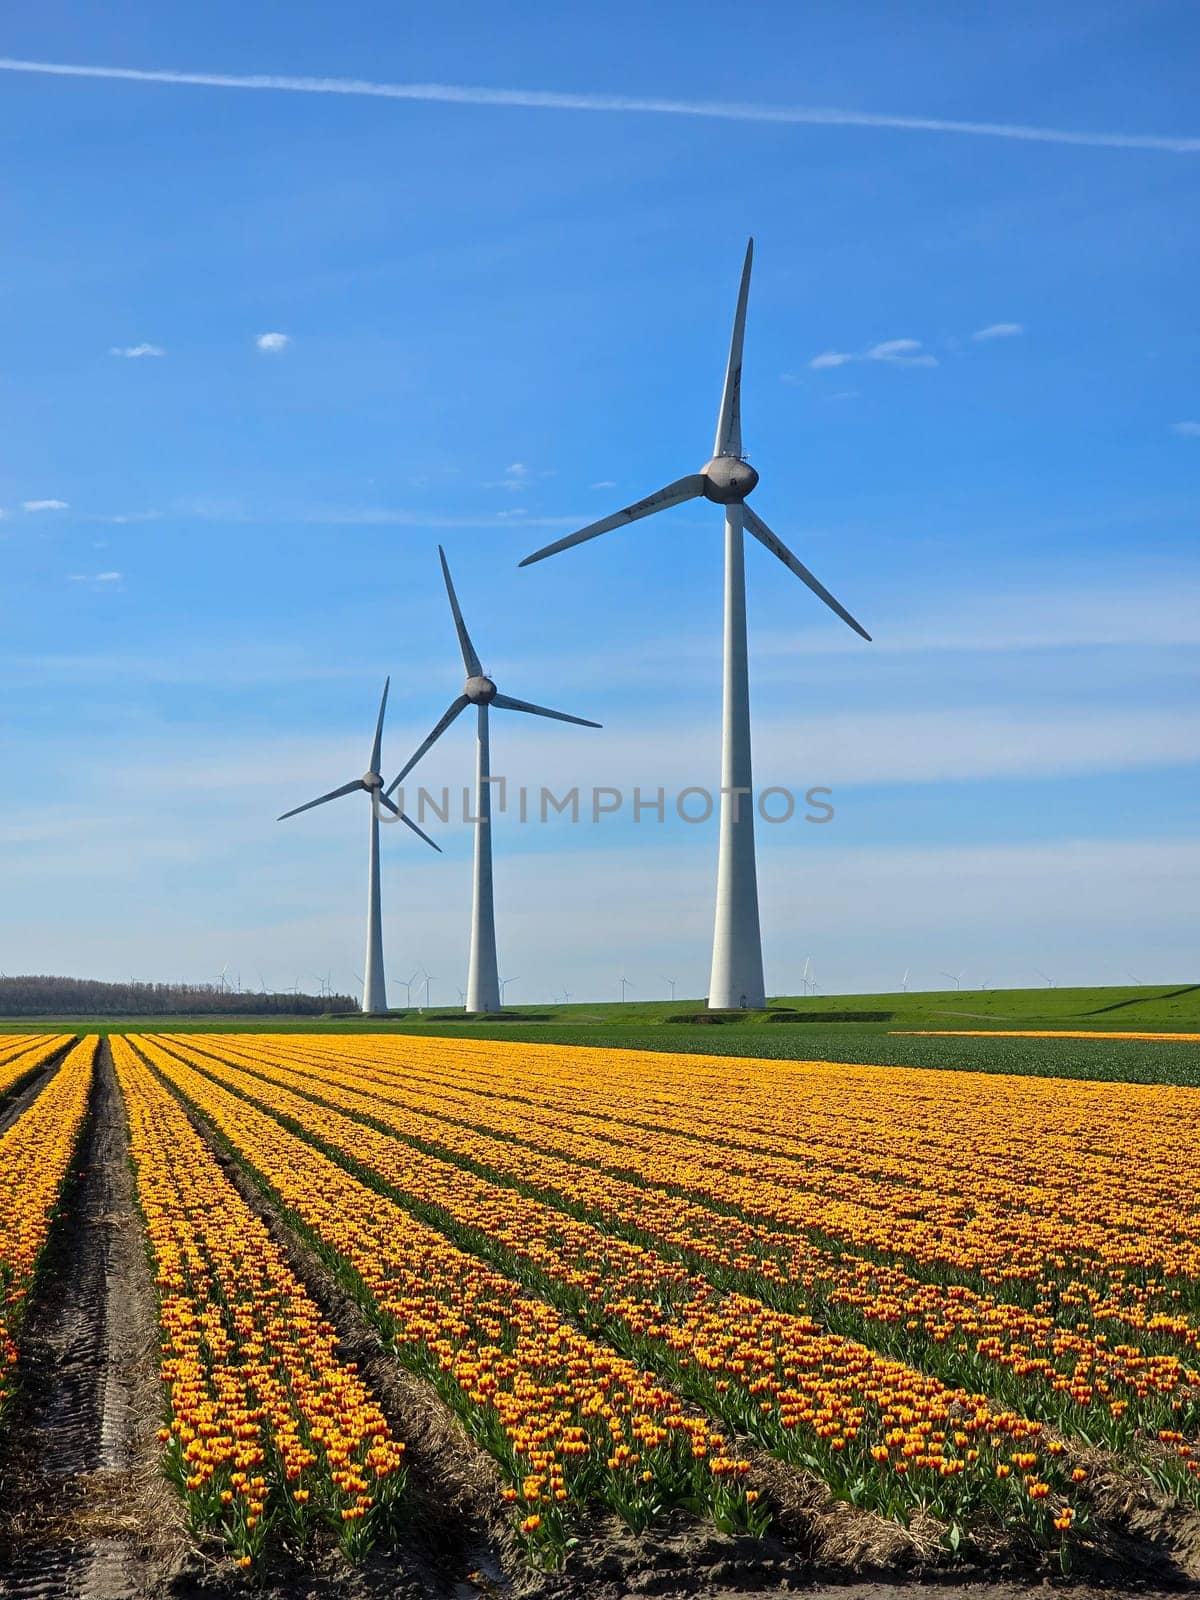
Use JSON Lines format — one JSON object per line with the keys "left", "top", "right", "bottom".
{"left": 0, "top": 975, "right": 358, "bottom": 1017}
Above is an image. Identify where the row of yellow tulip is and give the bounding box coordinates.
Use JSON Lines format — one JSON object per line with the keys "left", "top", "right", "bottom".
{"left": 259, "top": 1035, "right": 1200, "bottom": 1328}
{"left": 0, "top": 1037, "right": 96, "bottom": 1423}
{"left": 0, "top": 1034, "right": 73, "bottom": 1100}
{"left": 131, "top": 1036, "right": 759, "bottom": 1561}
{"left": 152, "top": 1034, "right": 1080, "bottom": 1540}
{"left": 110, "top": 1037, "right": 407, "bottom": 1568}
{"left": 167, "top": 1032, "right": 1198, "bottom": 1465}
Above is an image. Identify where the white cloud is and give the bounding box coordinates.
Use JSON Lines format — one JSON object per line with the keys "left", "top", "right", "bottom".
{"left": 255, "top": 331, "right": 291, "bottom": 353}
{"left": 591, "top": 480, "right": 617, "bottom": 490}
{"left": 485, "top": 461, "right": 533, "bottom": 492}
{"left": 866, "top": 338, "right": 938, "bottom": 367}
{"left": 109, "top": 342, "right": 165, "bottom": 358}
{"left": 68, "top": 571, "right": 123, "bottom": 587}
{"left": 23, "top": 498, "right": 68, "bottom": 511}
{"left": 806, "top": 339, "right": 937, "bottom": 372}
{"left": 1171, "top": 421, "right": 1200, "bottom": 437}
{"left": 971, "top": 322, "right": 1023, "bottom": 341}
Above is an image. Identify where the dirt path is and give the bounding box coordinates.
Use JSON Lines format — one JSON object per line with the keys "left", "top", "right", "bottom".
{"left": 0, "top": 1040, "right": 180, "bottom": 1599}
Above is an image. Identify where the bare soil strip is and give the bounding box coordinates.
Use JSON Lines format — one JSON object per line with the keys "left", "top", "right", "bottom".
{"left": 0, "top": 1041, "right": 180, "bottom": 1600}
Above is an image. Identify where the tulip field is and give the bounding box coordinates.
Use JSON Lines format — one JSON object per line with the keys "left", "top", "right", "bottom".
{"left": 2, "top": 1031, "right": 1200, "bottom": 1595}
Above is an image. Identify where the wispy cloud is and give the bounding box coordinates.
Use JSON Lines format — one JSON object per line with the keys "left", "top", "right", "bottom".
{"left": 255, "top": 331, "right": 291, "bottom": 353}
{"left": 807, "top": 338, "right": 937, "bottom": 372}
{"left": 1172, "top": 421, "right": 1200, "bottom": 437}
{"left": 971, "top": 322, "right": 1024, "bottom": 341}
{"left": 591, "top": 480, "right": 617, "bottom": 490}
{"left": 23, "top": 498, "right": 69, "bottom": 511}
{"left": 68, "top": 570, "right": 123, "bottom": 587}
{"left": 866, "top": 338, "right": 937, "bottom": 367}
{"left": 109, "top": 342, "right": 165, "bottom": 358}
{"left": 485, "top": 461, "right": 532, "bottom": 492}
{"left": 0, "top": 57, "right": 1197, "bottom": 153}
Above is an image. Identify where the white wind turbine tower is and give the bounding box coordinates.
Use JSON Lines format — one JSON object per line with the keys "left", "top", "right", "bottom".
{"left": 521, "top": 239, "right": 870, "bottom": 1010}
{"left": 387, "top": 549, "right": 599, "bottom": 1015}
{"left": 278, "top": 679, "right": 439, "bottom": 1016}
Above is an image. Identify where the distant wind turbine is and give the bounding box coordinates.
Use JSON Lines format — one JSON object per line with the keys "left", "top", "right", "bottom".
{"left": 1034, "top": 968, "right": 1055, "bottom": 988}
{"left": 394, "top": 969, "right": 421, "bottom": 1007}
{"left": 901, "top": 967, "right": 910, "bottom": 993}
{"left": 387, "top": 549, "right": 599, "bottom": 1014}
{"left": 520, "top": 239, "right": 871, "bottom": 1010}
{"left": 278, "top": 678, "right": 439, "bottom": 1015}
{"left": 661, "top": 976, "right": 677, "bottom": 1002}
{"left": 619, "top": 976, "right": 634, "bottom": 1003}
{"left": 939, "top": 969, "right": 965, "bottom": 991}
{"left": 499, "top": 976, "right": 519, "bottom": 1004}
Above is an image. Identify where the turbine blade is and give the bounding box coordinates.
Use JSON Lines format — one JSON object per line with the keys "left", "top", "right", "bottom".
{"left": 385, "top": 694, "right": 470, "bottom": 795}
{"left": 369, "top": 676, "right": 390, "bottom": 774}
{"left": 438, "top": 545, "right": 482, "bottom": 677}
{"left": 399, "top": 810, "right": 442, "bottom": 851}
{"left": 377, "top": 790, "right": 444, "bottom": 852}
{"left": 742, "top": 504, "right": 872, "bottom": 642}
{"left": 491, "top": 693, "right": 601, "bottom": 728}
{"left": 713, "top": 237, "right": 753, "bottom": 458}
{"left": 518, "top": 475, "right": 705, "bottom": 567}
{"left": 277, "top": 778, "right": 363, "bottom": 822}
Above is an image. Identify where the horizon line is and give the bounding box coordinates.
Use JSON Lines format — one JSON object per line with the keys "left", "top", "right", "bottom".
{"left": 0, "top": 55, "right": 1197, "bottom": 154}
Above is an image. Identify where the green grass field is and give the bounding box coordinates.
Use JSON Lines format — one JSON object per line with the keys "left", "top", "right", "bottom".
{"left": 3, "top": 983, "right": 1198, "bottom": 1086}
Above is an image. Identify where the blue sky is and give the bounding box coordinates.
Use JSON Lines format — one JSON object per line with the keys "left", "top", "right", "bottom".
{"left": 1, "top": 0, "right": 1197, "bottom": 1003}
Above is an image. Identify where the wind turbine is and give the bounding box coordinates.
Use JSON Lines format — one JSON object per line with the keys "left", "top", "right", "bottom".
{"left": 1034, "top": 968, "right": 1055, "bottom": 989}
{"left": 520, "top": 239, "right": 870, "bottom": 1010}
{"left": 499, "top": 976, "right": 519, "bottom": 1005}
{"left": 395, "top": 969, "right": 421, "bottom": 1007}
{"left": 278, "top": 679, "right": 439, "bottom": 1016}
{"left": 661, "top": 976, "right": 677, "bottom": 1003}
{"left": 939, "top": 969, "right": 965, "bottom": 991}
{"left": 387, "top": 549, "right": 599, "bottom": 1014}
{"left": 901, "top": 967, "right": 910, "bottom": 993}
{"left": 619, "top": 976, "right": 634, "bottom": 1003}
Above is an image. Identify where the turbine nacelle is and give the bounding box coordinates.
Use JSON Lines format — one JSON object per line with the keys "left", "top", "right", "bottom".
{"left": 361, "top": 771, "right": 383, "bottom": 790}
{"left": 701, "top": 455, "right": 759, "bottom": 504}
{"left": 465, "top": 674, "right": 498, "bottom": 704}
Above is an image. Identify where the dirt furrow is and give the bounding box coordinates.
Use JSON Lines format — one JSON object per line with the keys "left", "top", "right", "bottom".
{"left": 0, "top": 1041, "right": 180, "bottom": 1600}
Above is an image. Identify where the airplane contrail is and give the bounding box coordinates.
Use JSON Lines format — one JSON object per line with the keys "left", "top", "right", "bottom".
{"left": 1, "top": 55, "right": 1197, "bottom": 154}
